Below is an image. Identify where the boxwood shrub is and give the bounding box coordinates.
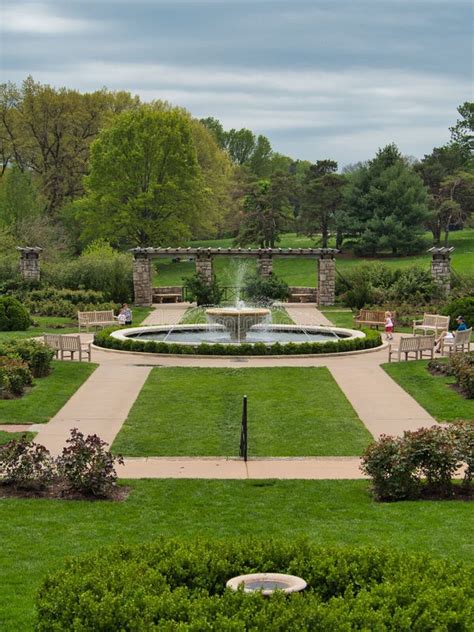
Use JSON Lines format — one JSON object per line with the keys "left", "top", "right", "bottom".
{"left": 36, "top": 539, "right": 473, "bottom": 631}
{"left": 94, "top": 327, "right": 382, "bottom": 356}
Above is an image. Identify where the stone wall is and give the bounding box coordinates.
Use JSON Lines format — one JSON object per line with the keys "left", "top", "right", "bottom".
{"left": 317, "top": 255, "right": 336, "bottom": 306}
{"left": 257, "top": 256, "right": 273, "bottom": 277}
{"left": 431, "top": 255, "right": 451, "bottom": 296}
{"left": 17, "top": 247, "right": 42, "bottom": 282}
{"left": 195, "top": 256, "right": 213, "bottom": 284}
{"left": 132, "top": 255, "right": 153, "bottom": 305}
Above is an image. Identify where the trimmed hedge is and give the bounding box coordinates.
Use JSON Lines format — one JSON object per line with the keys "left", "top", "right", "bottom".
{"left": 36, "top": 539, "right": 473, "bottom": 631}
{"left": 94, "top": 327, "right": 382, "bottom": 356}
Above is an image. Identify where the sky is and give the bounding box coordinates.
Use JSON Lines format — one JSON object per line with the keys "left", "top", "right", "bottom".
{"left": 1, "top": 0, "right": 472, "bottom": 167}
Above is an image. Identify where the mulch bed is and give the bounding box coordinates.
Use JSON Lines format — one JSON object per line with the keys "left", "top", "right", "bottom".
{"left": 0, "top": 482, "right": 130, "bottom": 502}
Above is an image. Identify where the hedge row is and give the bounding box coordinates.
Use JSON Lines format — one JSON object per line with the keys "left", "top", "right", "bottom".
{"left": 36, "top": 539, "right": 473, "bottom": 631}
{"left": 361, "top": 422, "right": 474, "bottom": 501}
{"left": 428, "top": 352, "right": 474, "bottom": 399}
{"left": 94, "top": 327, "right": 382, "bottom": 356}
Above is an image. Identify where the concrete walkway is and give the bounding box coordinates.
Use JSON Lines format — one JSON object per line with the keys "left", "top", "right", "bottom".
{"left": 30, "top": 303, "right": 439, "bottom": 477}
{"left": 141, "top": 302, "right": 191, "bottom": 325}
{"left": 285, "top": 303, "right": 333, "bottom": 327}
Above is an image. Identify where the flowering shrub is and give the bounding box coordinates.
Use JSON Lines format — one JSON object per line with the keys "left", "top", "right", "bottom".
{"left": 0, "top": 356, "right": 32, "bottom": 398}
{"left": 0, "top": 339, "right": 54, "bottom": 377}
{"left": 0, "top": 435, "right": 54, "bottom": 489}
{"left": 448, "top": 352, "right": 474, "bottom": 399}
{"left": 361, "top": 422, "right": 474, "bottom": 500}
{"left": 56, "top": 428, "right": 123, "bottom": 497}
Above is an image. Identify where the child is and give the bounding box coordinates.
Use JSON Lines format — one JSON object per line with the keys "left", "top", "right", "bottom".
{"left": 384, "top": 311, "right": 394, "bottom": 340}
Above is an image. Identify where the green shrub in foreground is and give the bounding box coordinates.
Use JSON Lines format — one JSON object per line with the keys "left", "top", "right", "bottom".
{"left": 94, "top": 327, "right": 382, "bottom": 356}
{"left": 0, "top": 356, "right": 32, "bottom": 398}
{"left": 36, "top": 539, "right": 473, "bottom": 631}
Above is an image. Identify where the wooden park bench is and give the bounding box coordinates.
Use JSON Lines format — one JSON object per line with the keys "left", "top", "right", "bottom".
{"left": 440, "top": 327, "right": 472, "bottom": 355}
{"left": 152, "top": 286, "right": 183, "bottom": 303}
{"left": 44, "top": 334, "right": 91, "bottom": 362}
{"left": 78, "top": 310, "right": 116, "bottom": 332}
{"left": 354, "top": 309, "right": 395, "bottom": 329}
{"left": 288, "top": 287, "right": 317, "bottom": 303}
{"left": 413, "top": 313, "right": 450, "bottom": 336}
{"left": 388, "top": 335, "right": 435, "bottom": 362}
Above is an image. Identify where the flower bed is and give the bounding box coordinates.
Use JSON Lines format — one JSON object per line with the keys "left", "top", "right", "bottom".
{"left": 94, "top": 326, "right": 382, "bottom": 356}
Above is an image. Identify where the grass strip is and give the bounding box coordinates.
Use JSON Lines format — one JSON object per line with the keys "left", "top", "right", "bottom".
{"left": 112, "top": 367, "right": 372, "bottom": 457}
{"left": 383, "top": 359, "right": 474, "bottom": 422}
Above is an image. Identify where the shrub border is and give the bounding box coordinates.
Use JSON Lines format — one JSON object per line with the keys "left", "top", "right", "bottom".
{"left": 93, "top": 326, "right": 383, "bottom": 357}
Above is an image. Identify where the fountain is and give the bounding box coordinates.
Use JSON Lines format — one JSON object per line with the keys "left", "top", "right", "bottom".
{"left": 226, "top": 572, "right": 307, "bottom": 596}
{"left": 205, "top": 302, "right": 270, "bottom": 341}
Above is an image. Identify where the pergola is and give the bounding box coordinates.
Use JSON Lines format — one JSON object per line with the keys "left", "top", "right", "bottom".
{"left": 130, "top": 247, "right": 339, "bottom": 307}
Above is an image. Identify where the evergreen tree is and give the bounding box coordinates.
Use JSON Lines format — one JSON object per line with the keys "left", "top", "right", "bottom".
{"left": 345, "top": 144, "right": 429, "bottom": 255}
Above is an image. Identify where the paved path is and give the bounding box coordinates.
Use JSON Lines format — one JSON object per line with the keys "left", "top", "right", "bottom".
{"left": 141, "top": 302, "right": 191, "bottom": 325}
{"left": 120, "top": 456, "right": 366, "bottom": 479}
{"left": 31, "top": 303, "right": 438, "bottom": 477}
{"left": 34, "top": 364, "right": 152, "bottom": 456}
{"left": 285, "top": 303, "right": 333, "bottom": 327}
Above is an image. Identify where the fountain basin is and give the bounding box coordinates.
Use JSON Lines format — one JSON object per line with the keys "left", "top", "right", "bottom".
{"left": 110, "top": 323, "right": 365, "bottom": 346}
{"left": 226, "top": 572, "right": 307, "bottom": 595}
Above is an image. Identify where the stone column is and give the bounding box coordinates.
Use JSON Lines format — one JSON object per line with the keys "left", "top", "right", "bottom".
{"left": 17, "top": 247, "right": 42, "bottom": 282}
{"left": 132, "top": 254, "right": 153, "bottom": 306}
{"left": 429, "top": 247, "right": 452, "bottom": 297}
{"left": 257, "top": 255, "right": 273, "bottom": 277}
{"left": 317, "top": 253, "right": 336, "bottom": 306}
{"left": 195, "top": 255, "right": 213, "bottom": 284}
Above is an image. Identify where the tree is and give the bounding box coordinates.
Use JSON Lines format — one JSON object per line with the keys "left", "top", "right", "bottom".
{"left": 248, "top": 135, "right": 273, "bottom": 178}
{"left": 450, "top": 102, "right": 474, "bottom": 152}
{"left": 74, "top": 107, "right": 204, "bottom": 248}
{"left": 345, "top": 144, "right": 429, "bottom": 255}
{"left": 235, "top": 175, "right": 293, "bottom": 248}
{"left": 416, "top": 143, "right": 473, "bottom": 244}
{"left": 225, "top": 128, "right": 256, "bottom": 165}
{"left": 189, "top": 119, "right": 234, "bottom": 238}
{"left": 0, "top": 164, "right": 41, "bottom": 236}
{"left": 299, "top": 161, "right": 346, "bottom": 248}
{"left": 199, "top": 117, "right": 226, "bottom": 149}
{"left": 0, "top": 77, "right": 140, "bottom": 215}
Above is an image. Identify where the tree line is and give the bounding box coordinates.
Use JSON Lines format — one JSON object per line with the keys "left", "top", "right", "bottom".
{"left": 0, "top": 77, "right": 472, "bottom": 257}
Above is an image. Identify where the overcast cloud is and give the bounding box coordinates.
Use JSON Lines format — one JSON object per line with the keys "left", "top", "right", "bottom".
{"left": 1, "top": 0, "right": 472, "bottom": 166}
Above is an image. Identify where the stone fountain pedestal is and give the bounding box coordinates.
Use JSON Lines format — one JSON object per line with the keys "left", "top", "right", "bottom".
{"left": 205, "top": 307, "right": 270, "bottom": 341}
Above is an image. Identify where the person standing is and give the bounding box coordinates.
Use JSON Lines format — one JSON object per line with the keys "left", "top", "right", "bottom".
{"left": 384, "top": 311, "right": 394, "bottom": 340}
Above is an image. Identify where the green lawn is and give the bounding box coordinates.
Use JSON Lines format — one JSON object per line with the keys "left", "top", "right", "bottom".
{"left": 112, "top": 367, "right": 372, "bottom": 457}
{"left": 0, "top": 361, "right": 97, "bottom": 424}
{"left": 383, "top": 360, "right": 474, "bottom": 422}
{"left": 0, "top": 431, "right": 35, "bottom": 445}
{"left": 153, "top": 229, "right": 474, "bottom": 287}
{"left": 1, "top": 479, "right": 472, "bottom": 630}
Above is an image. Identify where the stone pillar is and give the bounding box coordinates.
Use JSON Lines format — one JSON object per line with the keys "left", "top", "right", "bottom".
{"left": 317, "top": 254, "right": 336, "bottom": 306}
{"left": 195, "top": 255, "right": 213, "bottom": 284}
{"left": 430, "top": 247, "right": 452, "bottom": 297}
{"left": 257, "top": 255, "right": 273, "bottom": 277}
{"left": 17, "top": 247, "right": 42, "bottom": 282}
{"left": 132, "top": 254, "right": 153, "bottom": 306}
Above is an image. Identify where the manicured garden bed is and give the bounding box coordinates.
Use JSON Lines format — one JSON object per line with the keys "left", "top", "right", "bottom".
{"left": 0, "top": 479, "right": 472, "bottom": 630}
{"left": 383, "top": 360, "right": 474, "bottom": 422}
{"left": 0, "top": 361, "right": 97, "bottom": 424}
{"left": 112, "top": 367, "right": 372, "bottom": 457}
